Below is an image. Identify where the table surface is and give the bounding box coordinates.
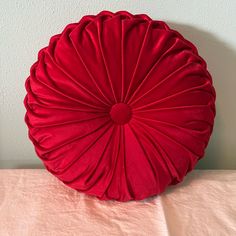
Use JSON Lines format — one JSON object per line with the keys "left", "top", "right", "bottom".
{"left": 0, "top": 170, "right": 235, "bottom": 236}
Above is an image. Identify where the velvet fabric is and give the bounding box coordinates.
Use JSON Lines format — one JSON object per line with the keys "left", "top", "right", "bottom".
{"left": 24, "top": 11, "right": 216, "bottom": 201}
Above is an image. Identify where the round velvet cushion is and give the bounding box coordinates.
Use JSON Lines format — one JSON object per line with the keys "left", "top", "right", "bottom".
{"left": 24, "top": 11, "right": 216, "bottom": 201}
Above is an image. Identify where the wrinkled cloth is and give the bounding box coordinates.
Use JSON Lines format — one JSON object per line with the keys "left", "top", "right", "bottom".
{"left": 0, "top": 170, "right": 235, "bottom": 235}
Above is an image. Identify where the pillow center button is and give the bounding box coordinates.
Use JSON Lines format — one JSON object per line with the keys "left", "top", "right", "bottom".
{"left": 109, "top": 103, "right": 132, "bottom": 124}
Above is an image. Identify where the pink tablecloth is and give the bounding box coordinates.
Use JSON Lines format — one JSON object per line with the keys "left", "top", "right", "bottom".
{"left": 0, "top": 170, "right": 235, "bottom": 235}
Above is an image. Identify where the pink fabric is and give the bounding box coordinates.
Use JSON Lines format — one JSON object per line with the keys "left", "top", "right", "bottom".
{"left": 0, "top": 170, "right": 235, "bottom": 235}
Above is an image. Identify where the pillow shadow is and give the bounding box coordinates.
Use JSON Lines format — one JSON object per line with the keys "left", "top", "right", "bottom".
{"left": 167, "top": 22, "right": 236, "bottom": 169}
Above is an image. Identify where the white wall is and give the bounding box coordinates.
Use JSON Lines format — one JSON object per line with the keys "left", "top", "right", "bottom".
{"left": 1, "top": 0, "right": 236, "bottom": 169}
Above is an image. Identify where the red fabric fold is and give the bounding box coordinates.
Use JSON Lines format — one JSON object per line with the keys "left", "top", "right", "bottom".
{"left": 24, "top": 11, "right": 216, "bottom": 201}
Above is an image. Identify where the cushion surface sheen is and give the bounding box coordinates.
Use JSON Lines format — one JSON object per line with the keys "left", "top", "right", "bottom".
{"left": 24, "top": 11, "right": 216, "bottom": 201}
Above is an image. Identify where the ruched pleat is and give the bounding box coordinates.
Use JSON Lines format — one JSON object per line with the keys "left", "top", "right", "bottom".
{"left": 24, "top": 11, "right": 216, "bottom": 201}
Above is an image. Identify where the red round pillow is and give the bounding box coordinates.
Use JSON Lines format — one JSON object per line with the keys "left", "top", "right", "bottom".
{"left": 24, "top": 11, "right": 216, "bottom": 201}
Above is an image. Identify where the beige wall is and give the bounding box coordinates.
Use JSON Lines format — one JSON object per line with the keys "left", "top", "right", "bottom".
{"left": 0, "top": 0, "right": 236, "bottom": 169}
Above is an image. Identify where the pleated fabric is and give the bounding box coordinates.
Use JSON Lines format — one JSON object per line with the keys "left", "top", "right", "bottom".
{"left": 24, "top": 11, "right": 216, "bottom": 201}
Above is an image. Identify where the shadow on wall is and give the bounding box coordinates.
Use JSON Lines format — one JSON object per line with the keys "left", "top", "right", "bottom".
{"left": 0, "top": 159, "right": 43, "bottom": 169}
{"left": 168, "top": 22, "right": 236, "bottom": 169}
